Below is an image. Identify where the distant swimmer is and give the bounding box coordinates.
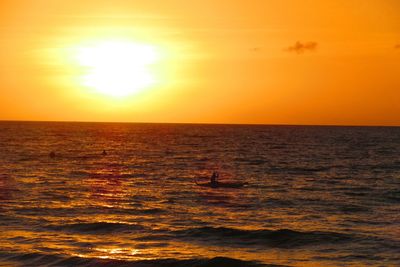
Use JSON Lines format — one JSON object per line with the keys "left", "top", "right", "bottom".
{"left": 210, "top": 171, "right": 219, "bottom": 186}
{"left": 49, "top": 151, "right": 56, "bottom": 158}
{"left": 102, "top": 150, "right": 107, "bottom": 156}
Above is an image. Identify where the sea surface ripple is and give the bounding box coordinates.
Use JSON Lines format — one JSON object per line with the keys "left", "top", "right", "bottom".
{"left": 0, "top": 122, "right": 399, "bottom": 266}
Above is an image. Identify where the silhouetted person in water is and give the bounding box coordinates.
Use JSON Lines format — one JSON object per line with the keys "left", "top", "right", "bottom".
{"left": 49, "top": 151, "right": 56, "bottom": 158}
{"left": 102, "top": 150, "right": 107, "bottom": 156}
{"left": 210, "top": 171, "right": 219, "bottom": 186}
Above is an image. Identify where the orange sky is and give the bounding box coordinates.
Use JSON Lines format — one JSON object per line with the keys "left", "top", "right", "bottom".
{"left": 0, "top": 0, "right": 399, "bottom": 126}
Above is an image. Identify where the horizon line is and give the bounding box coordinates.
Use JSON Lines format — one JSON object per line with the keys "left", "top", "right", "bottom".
{"left": 0, "top": 119, "right": 399, "bottom": 128}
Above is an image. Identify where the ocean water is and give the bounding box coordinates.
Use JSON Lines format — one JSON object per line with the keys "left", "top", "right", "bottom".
{"left": 0, "top": 122, "right": 399, "bottom": 267}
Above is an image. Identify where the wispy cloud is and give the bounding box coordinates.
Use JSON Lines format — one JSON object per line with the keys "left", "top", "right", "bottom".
{"left": 285, "top": 41, "right": 318, "bottom": 54}
{"left": 395, "top": 44, "right": 400, "bottom": 49}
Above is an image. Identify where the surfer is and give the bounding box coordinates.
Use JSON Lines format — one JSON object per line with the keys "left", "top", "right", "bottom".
{"left": 195, "top": 171, "right": 247, "bottom": 189}
{"left": 210, "top": 171, "right": 219, "bottom": 186}
{"left": 49, "top": 151, "right": 56, "bottom": 158}
{"left": 102, "top": 150, "right": 107, "bottom": 156}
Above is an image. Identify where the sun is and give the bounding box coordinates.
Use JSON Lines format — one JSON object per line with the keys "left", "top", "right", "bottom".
{"left": 76, "top": 40, "right": 159, "bottom": 97}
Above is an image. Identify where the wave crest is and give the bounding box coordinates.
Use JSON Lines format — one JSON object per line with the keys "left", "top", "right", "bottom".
{"left": 0, "top": 252, "right": 275, "bottom": 267}
{"left": 54, "top": 222, "right": 144, "bottom": 234}
{"left": 175, "top": 227, "right": 352, "bottom": 248}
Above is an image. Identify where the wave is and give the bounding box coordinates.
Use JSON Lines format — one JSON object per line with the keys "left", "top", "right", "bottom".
{"left": 288, "top": 166, "right": 332, "bottom": 173}
{"left": 52, "top": 222, "right": 145, "bottom": 234}
{"left": 69, "top": 170, "right": 141, "bottom": 179}
{"left": 338, "top": 204, "right": 370, "bottom": 213}
{"left": 138, "top": 207, "right": 166, "bottom": 214}
{"left": 0, "top": 251, "right": 276, "bottom": 267}
{"left": 52, "top": 222, "right": 353, "bottom": 248}
{"left": 268, "top": 166, "right": 331, "bottom": 174}
{"left": 382, "top": 189, "right": 400, "bottom": 203}
{"left": 174, "top": 227, "right": 353, "bottom": 248}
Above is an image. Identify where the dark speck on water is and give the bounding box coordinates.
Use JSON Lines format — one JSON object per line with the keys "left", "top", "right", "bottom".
{"left": 0, "top": 122, "right": 399, "bottom": 266}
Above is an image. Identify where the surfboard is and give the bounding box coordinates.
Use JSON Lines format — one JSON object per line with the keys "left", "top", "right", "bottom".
{"left": 195, "top": 181, "right": 248, "bottom": 188}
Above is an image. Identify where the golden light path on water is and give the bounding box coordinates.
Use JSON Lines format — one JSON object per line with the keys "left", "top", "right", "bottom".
{"left": 38, "top": 173, "right": 329, "bottom": 266}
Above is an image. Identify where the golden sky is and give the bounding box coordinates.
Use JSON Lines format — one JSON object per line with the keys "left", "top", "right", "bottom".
{"left": 0, "top": 0, "right": 399, "bottom": 125}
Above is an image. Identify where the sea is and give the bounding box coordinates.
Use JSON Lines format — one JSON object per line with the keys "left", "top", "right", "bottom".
{"left": 0, "top": 122, "right": 399, "bottom": 267}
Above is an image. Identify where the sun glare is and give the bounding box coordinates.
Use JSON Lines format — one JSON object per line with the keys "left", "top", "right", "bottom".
{"left": 76, "top": 41, "right": 159, "bottom": 97}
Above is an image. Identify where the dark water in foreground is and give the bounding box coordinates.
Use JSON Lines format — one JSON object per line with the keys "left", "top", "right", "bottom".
{"left": 0, "top": 122, "right": 399, "bottom": 267}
